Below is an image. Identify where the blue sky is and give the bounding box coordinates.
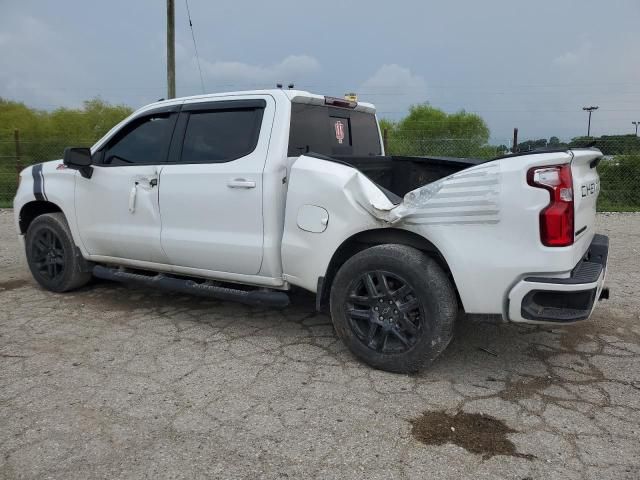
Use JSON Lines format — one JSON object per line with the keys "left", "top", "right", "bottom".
{"left": 1, "top": 0, "right": 639, "bottom": 142}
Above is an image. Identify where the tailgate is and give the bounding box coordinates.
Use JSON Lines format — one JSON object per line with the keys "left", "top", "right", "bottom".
{"left": 571, "top": 149, "right": 602, "bottom": 239}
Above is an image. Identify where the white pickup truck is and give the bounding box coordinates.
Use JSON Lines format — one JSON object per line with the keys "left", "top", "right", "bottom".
{"left": 13, "top": 89, "right": 609, "bottom": 372}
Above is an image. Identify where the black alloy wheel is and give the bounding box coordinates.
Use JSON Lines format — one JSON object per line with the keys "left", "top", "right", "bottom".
{"left": 329, "top": 244, "right": 458, "bottom": 373}
{"left": 345, "top": 270, "right": 424, "bottom": 354}
{"left": 25, "top": 212, "right": 92, "bottom": 292}
{"left": 30, "top": 227, "right": 66, "bottom": 282}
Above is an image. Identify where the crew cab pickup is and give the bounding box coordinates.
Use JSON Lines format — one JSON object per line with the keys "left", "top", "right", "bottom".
{"left": 13, "top": 89, "right": 609, "bottom": 372}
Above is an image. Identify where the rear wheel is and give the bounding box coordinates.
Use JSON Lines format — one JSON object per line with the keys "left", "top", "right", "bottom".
{"left": 25, "top": 213, "right": 91, "bottom": 292}
{"left": 330, "top": 244, "right": 457, "bottom": 373}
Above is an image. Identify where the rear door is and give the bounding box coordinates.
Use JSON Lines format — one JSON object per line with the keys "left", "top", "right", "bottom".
{"left": 158, "top": 96, "right": 274, "bottom": 275}
{"left": 571, "top": 149, "right": 602, "bottom": 241}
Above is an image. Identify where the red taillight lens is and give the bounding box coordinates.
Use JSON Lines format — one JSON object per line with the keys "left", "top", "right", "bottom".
{"left": 527, "top": 164, "right": 574, "bottom": 247}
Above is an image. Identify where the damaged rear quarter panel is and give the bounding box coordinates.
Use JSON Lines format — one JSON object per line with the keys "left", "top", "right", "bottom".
{"left": 281, "top": 155, "right": 502, "bottom": 298}
{"left": 391, "top": 153, "right": 585, "bottom": 315}
{"left": 384, "top": 162, "right": 502, "bottom": 225}
{"left": 281, "top": 156, "right": 395, "bottom": 292}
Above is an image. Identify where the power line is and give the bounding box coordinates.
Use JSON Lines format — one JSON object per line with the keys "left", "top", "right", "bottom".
{"left": 185, "top": 0, "right": 206, "bottom": 94}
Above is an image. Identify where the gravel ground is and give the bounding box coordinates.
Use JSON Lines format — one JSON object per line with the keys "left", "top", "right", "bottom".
{"left": 1, "top": 209, "right": 639, "bottom": 479}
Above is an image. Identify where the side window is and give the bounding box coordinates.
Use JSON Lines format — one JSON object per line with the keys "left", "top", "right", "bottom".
{"left": 180, "top": 108, "right": 264, "bottom": 164}
{"left": 102, "top": 113, "right": 176, "bottom": 165}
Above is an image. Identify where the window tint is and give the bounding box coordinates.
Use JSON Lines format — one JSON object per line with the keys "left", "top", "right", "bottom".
{"left": 104, "top": 114, "right": 176, "bottom": 165}
{"left": 288, "top": 104, "right": 381, "bottom": 157}
{"left": 181, "top": 108, "right": 264, "bottom": 163}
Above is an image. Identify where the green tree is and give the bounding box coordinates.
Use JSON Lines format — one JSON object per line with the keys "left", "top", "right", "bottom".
{"left": 380, "top": 104, "right": 490, "bottom": 158}
{"left": 0, "top": 97, "right": 133, "bottom": 205}
{"left": 48, "top": 99, "right": 133, "bottom": 143}
{"left": 378, "top": 118, "right": 396, "bottom": 134}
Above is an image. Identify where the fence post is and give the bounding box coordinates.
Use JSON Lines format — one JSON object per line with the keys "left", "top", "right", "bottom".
{"left": 14, "top": 128, "right": 22, "bottom": 183}
{"left": 383, "top": 128, "right": 388, "bottom": 154}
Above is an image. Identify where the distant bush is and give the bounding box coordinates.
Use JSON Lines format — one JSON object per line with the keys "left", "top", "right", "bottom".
{"left": 381, "top": 104, "right": 492, "bottom": 158}
{"left": 0, "top": 98, "right": 132, "bottom": 205}
{"left": 570, "top": 135, "right": 640, "bottom": 155}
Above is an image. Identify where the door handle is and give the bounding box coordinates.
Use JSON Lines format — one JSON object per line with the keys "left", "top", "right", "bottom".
{"left": 129, "top": 183, "right": 138, "bottom": 213}
{"left": 227, "top": 178, "right": 256, "bottom": 189}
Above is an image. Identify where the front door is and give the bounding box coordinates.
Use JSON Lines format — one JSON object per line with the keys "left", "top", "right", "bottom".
{"left": 159, "top": 96, "right": 273, "bottom": 275}
{"left": 75, "top": 111, "right": 178, "bottom": 263}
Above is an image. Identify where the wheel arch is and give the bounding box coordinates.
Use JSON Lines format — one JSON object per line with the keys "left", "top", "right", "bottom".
{"left": 316, "top": 228, "right": 457, "bottom": 312}
{"left": 18, "top": 200, "right": 63, "bottom": 234}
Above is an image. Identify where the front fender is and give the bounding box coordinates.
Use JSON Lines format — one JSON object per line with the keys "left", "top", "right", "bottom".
{"left": 13, "top": 161, "right": 82, "bottom": 250}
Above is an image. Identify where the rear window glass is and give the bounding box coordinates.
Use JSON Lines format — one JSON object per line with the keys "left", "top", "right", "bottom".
{"left": 288, "top": 103, "right": 381, "bottom": 157}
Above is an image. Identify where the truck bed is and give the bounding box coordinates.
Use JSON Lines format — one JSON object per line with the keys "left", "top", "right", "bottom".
{"left": 328, "top": 155, "right": 487, "bottom": 200}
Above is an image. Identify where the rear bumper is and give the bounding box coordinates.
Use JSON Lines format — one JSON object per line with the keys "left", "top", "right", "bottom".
{"left": 507, "top": 234, "right": 609, "bottom": 324}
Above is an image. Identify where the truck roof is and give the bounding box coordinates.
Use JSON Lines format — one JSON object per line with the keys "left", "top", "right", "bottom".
{"left": 141, "top": 89, "right": 376, "bottom": 115}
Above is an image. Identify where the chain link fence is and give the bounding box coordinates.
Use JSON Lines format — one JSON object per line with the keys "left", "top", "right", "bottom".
{"left": 0, "top": 135, "right": 93, "bottom": 207}
{"left": 1, "top": 132, "right": 638, "bottom": 211}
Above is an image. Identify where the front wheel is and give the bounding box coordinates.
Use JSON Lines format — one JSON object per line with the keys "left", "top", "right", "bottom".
{"left": 25, "top": 213, "right": 92, "bottom": 293}
{"left": 329, "top": 244, "right": 457, "bottom": 373}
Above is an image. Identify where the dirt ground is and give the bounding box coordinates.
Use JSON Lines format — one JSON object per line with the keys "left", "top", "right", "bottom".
{"left": 1, "top": 209, "right": 639, "bottom": 479}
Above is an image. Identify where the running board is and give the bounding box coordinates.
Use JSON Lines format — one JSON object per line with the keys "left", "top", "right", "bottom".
{"left": 92, "top": 265, "right": 290, "bottom": 308}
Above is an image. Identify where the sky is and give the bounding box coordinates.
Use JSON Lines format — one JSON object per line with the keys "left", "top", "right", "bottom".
{"left": 1, "top": 0, "right": 639, "bottom": 143}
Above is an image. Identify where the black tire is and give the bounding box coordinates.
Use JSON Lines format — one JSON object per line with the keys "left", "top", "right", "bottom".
{"left": 329, "top": 244, "right": 457, "bottom": 373}
{"left": 25, "top": 212, "right": 92, "bottom": 293}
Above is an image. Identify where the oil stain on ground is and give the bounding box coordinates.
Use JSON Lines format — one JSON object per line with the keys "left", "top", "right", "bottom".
{"left": 410, "top": 410, "right": 535, "bottom": 460}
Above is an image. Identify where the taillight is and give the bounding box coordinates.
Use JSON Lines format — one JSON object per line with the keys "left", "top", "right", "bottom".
{"left": 527, "top": 164, "right": 574, "bottom": 247}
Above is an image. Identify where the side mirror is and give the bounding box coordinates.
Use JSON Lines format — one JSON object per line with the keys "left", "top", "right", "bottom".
{"left": 63, "top": 147, "right": 93, "bottom": 178}
{"left": 63, "top": 147, "right": 92, "bottom": 167}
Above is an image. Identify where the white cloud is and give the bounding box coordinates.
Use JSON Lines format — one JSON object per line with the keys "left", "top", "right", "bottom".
{"left": 553, "top": 41, "right": 592, "bottom": 67}
{"left": 360, "top": 64, "right": 428, "bottom": 117}
{"left": 362, "top": 64, "right": 426, "bottom": 91}
{"left": 179, "top": 52, "right": 321, "bottom": 90}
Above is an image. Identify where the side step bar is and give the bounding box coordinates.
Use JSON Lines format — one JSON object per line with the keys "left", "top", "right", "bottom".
{"left": 92, "top": 265, "right": 290, "bottom": 308}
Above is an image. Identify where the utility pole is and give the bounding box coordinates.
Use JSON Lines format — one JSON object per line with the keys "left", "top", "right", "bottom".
{"left": 167, "top": 0, "right": 176, "bottom": 99}
{"left": 633, "top": 121, "right": 639, "bottom": 137}
{"left": 582, "top": 106, "right": 598, "bottom": 137}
